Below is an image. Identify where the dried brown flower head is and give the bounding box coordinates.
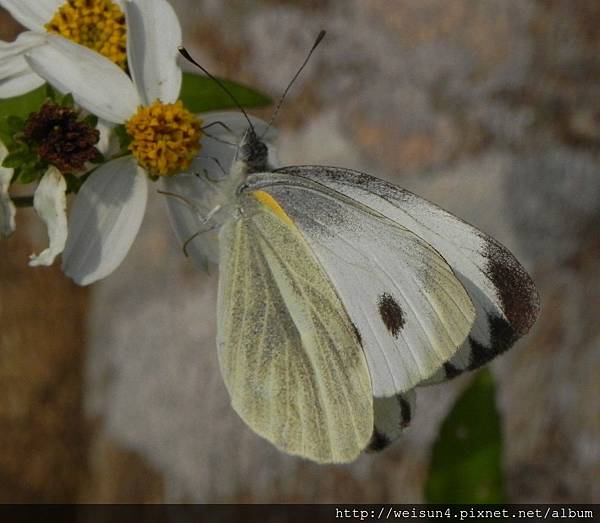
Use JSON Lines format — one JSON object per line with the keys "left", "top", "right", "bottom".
{"left": 23, "top": 101, "right": 100, "bottom": 173}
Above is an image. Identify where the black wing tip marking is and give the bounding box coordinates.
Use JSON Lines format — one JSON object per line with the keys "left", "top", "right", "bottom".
{"left": 366, "top": 429, "right": 391, "bottom": 452}
{"left": 484, "top": 240, "right": 540, "bottom": 336}
{"left": 378, "top": 293, "right": 405, "bottom": 338}
{"left": 468, "top": 314, "right": 520, "bottom": 370}
{"left": 438, "top": 314, "right": 520, "bottom": 381}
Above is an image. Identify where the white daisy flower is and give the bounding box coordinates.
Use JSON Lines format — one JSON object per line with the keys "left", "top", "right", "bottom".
{"left": 1, "top": 99, "right": 103, "bottom": 263}
{"left": 0, "top": 0, "right": 127, "bottom": 98}
{"left": 24, "top": 0, "right": 200, "bottom": 285}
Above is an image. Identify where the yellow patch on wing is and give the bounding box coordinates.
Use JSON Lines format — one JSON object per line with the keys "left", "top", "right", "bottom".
{"left": 252, "top": 190, "right": 295, "bottom": 228}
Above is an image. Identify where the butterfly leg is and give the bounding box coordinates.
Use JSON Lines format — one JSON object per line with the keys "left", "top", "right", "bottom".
{"left": 194, "top": 155, "right": 228, "bottom": 181}
{"left": 182, "top": 207, "right": 221, "bottom": 257}
{"left": 202, "top": 120, "right": 234, "bottom": 135}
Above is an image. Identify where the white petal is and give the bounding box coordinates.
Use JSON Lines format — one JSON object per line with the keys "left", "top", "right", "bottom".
{"left": 0, "top": 32, "right": 46, "bottom": 97}
{"left": 0, "top": 0, "right": 62, "bottom": 31}
{"left": 0, "top": 53, "right": 30, "bottom": 77}
{"left": 0, "top": 140, "right": 15, "bottom": 237}
{"left": 62, "top": 156, "right": 148, "bottom": 285}
{"left": 29, "top": 166, "right": 67, "bottom": 266}
{"left": 26, "top": 35, "right": 139, "bottom": 123}
{"left": 125, "top": 0, "right": 182, "bottom": 104}
{"left": 0, "top": 31, "right": 46, "bottom": 60}
{"left": 0, "top": 69, "right": 45, "bottom": 98}
{"left": 95, "top": 119, "right": 118, "bottom": 157}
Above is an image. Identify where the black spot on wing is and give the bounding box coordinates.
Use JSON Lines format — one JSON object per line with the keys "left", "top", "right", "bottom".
{"left": 366, "top": 429, "right": 391, "bottom": 452}
{"left": 378, "top": 293, "right": 405, "bottom": 338}
{"left": 484, "top": 240, "right": 540, "bottom": 335}
{"left": 397, "top": 396, "right": 412, "bottom": 429}
{"left": 468, "top": 314, "right": 519, "bottom": 370}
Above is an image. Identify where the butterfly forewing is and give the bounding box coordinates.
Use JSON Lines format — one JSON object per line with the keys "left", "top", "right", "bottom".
{"left": 245, "top": 174, "right": 476, "bottom": 397}
{"left": 217, "top": 191, "right": 373, "bottom": 463}
{"left": 260, "top": 166, "right": 540, "bottom": 384}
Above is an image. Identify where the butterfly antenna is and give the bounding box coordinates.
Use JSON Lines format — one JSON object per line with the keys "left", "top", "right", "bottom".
{"left": 262, "top": 30, "right": 326, "bottom": 139}
{"left": 178, "top": 46, "right": 256, "bottom": 135}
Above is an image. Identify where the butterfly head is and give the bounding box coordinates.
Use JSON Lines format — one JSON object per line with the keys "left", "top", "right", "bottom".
{"left": 238, "top": 127, "right": 269, "bottom": 174}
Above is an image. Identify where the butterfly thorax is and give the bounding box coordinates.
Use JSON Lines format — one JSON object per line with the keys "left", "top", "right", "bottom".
{"left": 229, "top": 128, "right": 269, "bottom": 183}
{"left": 206, "top": 128, "right": 275, "bottom": 228}
{"left": 227, "top": 129, "right": 274, "bottom": 202}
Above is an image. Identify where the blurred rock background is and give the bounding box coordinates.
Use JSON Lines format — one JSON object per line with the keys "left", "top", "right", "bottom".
{"left": 1, "top": 0, "right": 598, "bottom": 503}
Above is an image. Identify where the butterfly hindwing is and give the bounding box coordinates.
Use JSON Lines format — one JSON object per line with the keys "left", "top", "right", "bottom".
{"left": 217, "top": 190, "right": 373, "bottom": 463}
{"left": 367, "top": 389, "right": 416, "bottom": 452}
{"left": 244, "top": 173, "right": 476, "bottom": 397}
{"left": 262, "top": 166, "right": 540, "bottom": 384}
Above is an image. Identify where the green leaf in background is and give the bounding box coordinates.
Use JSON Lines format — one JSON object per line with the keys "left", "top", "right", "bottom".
{"left": 0, "top": 85, "right": 50, "bottom": 144}
{"left": 179, "top": 72, "right": 272, "bottom": 113}
{"left": 425, "top": 369, "right": 506, "bottom": 504}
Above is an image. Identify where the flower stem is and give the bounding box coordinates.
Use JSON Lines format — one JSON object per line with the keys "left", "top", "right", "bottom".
{"left": 13, "top": 196, "right": 34, "bottom": 208}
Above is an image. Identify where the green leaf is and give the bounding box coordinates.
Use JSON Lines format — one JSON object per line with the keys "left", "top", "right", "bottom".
{"left": 425, "top": 369, "right": 506, "bottom": 504}
{"left": 6, "top": 115, "right": 25, "bottom": 133}
{"left": 2, "top": 150, "right": 31, "bottom": 168}
{"left": 16, "top": 161, "right": 46, "bottom": 185}
{"left": 0, "top": 84, "right": 49, "bottom": 120}
{"left": 0, "top": 85, "right": 50, "bottom": 144}
{"left": 113, "top": 124, "right": 132, "bottom": 152}
{"left": 0, "top": 115, "right": 25, "bottom": 145}
{"left": 179, "top": 72, "right": 272, "bottom": 113}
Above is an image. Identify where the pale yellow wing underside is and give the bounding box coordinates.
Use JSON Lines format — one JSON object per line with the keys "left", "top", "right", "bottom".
{"left": 217, "top": 191, "right": 373, "bottom": 463}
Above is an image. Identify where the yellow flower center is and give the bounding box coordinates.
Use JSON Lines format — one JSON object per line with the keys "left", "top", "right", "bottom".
{"left": 125, "top": 101, "right": 202, "bottom": 177}
{"left": 45, "top": 0, "right": 127, "bottom": 70}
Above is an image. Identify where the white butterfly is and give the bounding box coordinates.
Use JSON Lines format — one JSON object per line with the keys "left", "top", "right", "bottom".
{"left": 168, "top": 33, "right": 539, "bottom": 462}
{"left": 165, "top": 111, "right": 539, "bottom": 463}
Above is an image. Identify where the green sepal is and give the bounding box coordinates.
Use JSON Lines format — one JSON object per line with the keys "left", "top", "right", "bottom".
{"left": 63, "top": 172, "right": 84, "bottom": 194}
{"left": 16, "top": 161, "right": 47, "bottom": 185}
{"left": 82, "top": 114, "right": 99, "bottom": 128}
{"left": 179, "top": 72, "right": 272, "bottom": 113}
{"left": 90, "top": 150, "right": 105, "bottom": 164}
{"left": 58, "top": 92, "right": 75, "bottom": 108}
{"left": 46, "top": 86, "right": 58, "bottom": 102}
{"left": 114, "top": 124, "right": 132, "bottom": 152}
